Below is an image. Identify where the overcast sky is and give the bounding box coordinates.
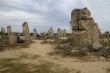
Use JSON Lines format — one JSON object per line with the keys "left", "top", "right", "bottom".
{"left": 0, "top": 0, "right": 110, "bottom": 33}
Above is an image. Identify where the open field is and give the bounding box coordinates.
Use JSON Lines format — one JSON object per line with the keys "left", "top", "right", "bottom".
{"left": 0, "top": 40, "right": 110, "bottom": 73}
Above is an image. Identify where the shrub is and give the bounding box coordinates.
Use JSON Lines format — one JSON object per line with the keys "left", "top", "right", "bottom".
{"left": 62, "top": 50, "right": 87, "bottom": 57}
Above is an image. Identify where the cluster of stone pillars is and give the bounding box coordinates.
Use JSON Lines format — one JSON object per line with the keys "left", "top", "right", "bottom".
{"left": 57, "top": 28, "right": 66, "bottom": 37}
{"left": 0, "top": 22, "right": 32, "bottom": 46}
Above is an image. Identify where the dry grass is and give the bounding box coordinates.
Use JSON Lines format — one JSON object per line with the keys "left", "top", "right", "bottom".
{"left": 48, "top": 45, "right": 87, "bottom": 58}
{"left": 0, "top": 52, "right": 71, "bottom": 73}
{"left": 106, "top": 68, "right": 110, "bottom": 73}
{"left": 0, "top": 58, "right": 70, "bottom": 73}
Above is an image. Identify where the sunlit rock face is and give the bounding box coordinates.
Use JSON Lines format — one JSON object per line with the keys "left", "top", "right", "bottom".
{"left": 70, "top": 7, "right": 101, "bottom": 49}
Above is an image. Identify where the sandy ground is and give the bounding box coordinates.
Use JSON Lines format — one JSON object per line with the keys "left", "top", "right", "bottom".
{"left": 0, "top": 40, "right": 110, "bottom": 73}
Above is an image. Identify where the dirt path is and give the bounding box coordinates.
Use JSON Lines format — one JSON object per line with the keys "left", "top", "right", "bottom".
{"left": 22, "top": 40, "right": 53, "bottom": 57}
{"left": 0, "top": 40, "right": 110, "bottom": 73}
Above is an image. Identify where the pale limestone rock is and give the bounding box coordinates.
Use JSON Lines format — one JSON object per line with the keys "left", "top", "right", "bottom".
{"left": 22, "top": 22, "right": 31, "bottom": 44}
{"left": 70, "top": 7, "right": 101, "bottom": 49}
{"left": 33, "top": 28, "right": 37, "bottom": 39}
{"left": 9, "top": 33, "right": 17, "bottom": 46}
{"left": 1, "top": 27, "right": 5, "bottom": 33}
{"left": 48, "top": 27, "right": 54, "bottom": 38}
{"left": 7, "top": 25, "right": 12, "bottom": 36}
{"left": 57, "top": 28, "right": 66, "bottom": 37}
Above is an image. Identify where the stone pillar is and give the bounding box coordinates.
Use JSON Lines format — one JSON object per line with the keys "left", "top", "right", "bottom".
{"left": 1, "top": 27, "right": 5, "bottom": 33}
{"left": 22, "top": 22, "right": 30, "bottom": 44}
{"left": 57, "top": 28, "right": 61, "bottom": 37}
{"left": 57, "top": 28, "right": 66, "bottom": 37}
{"left": 33, "top": 28, "right": 37, "bottom": 39}
{"left": 48, "top": 27, "right": 53, "bottom": 38}
{"left": 9, "top": 33, "right": 17, "bottom": 46}
{"left": 71, "top": 7, "right": 101, "bottom": 49}
{"left": 63, "top": 29, "right": 66, "bottom": 37}
{"left": 7, "top": 25, "right": 12, "bottom": 36}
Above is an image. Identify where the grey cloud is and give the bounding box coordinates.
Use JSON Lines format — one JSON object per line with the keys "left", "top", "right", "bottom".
{"left": 0, "top": 0, "right": 110, "bottom": 33}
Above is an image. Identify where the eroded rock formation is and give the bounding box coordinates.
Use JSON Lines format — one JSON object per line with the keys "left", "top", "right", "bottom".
{"left": 7, "top": 25, "right": 12, "bottom": 36}
{"left": 1, "top": 27, "right": 5, "bottom": 33}
{"left": 57, "top": 28, "right": 66, "bottom": 37}
{"left": 9, "top": 33, "right": 17, "bottom": 46}
{"left": 22, "top": 22, "right": 31, "bottom": 44}
{"left": 33, "top": 28, "right": 37, "bottom": 39}
{"left": 70, "top": 7, "right": 101, "bottom": 49}
{"left": 48, "top": 27, "right": 54, "bottom": 38}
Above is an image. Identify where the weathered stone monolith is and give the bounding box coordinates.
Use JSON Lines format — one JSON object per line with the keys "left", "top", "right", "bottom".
{"left": 63, "top": 29, "right": 66, "bottom": 37}
{"left": 22, "top": 22, "right": 30, "bottom": 44}
{"left": 57, "top": 28, "right": 66, "bottom": 37}
{"left": 48, "top": 27, "right": 54, "bottom": 38}
{"left": 57, "top": 28, "right": 61, "bottom": 37}
{"left": 1, "top": 27, "right": 5, "bottom": 33}
{"left": 33, "top": 28, "right": 37, "bottom": 39}
{"left": 70, "top": 7, "right": 101, "bottom": 49}
{"left": 9, "top": 33, "right": 17, "bottom": 46}
{"left": 7, "top": 25, "right": 12, "bottom": 36}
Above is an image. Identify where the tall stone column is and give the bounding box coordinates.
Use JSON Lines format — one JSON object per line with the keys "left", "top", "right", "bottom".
{"left": 63, "top": 29, "right": 66, "bottom": 37}
{"left": 1, "top": 27, "right": 5, "bottom": 33}
{"left": 48, "top": 27, "right": 53, "bottom": 38}
{"left": 7, "top": 25, "right": 12, "bottom": 36}
{"left": 22, "top": 22, "right": 31, "bottom": 44}
{"left": 57, "top": 28, "right": 61, "bottom": 37}
{"left": 9, "top": 33, "right": 17, "bottom": 46}
{"left": 33, "top": 28, "right": 37, "bottom": 39}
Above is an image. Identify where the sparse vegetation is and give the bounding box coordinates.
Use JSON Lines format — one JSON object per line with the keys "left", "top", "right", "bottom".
{"left": 60, "top": 35, "right": 74, "bottom": 45}
{"left": 49, "top": 45, "right": 87, "bottom": 57}
{"left": 18, "top": 52, "right": 40, "bottom": 59}
{"left": 76, "top": 71, "right": 81, "bottom": 73}
{"left": 106, "top": 68, "right": 110, "bottom": 73}
{"left": 0, "top": 57, "right": 70, "bottom": 73}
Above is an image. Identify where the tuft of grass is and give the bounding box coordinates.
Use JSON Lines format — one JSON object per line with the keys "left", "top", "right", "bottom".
{"left": 62, "top": 50, "right": 87, "bottom": 57}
